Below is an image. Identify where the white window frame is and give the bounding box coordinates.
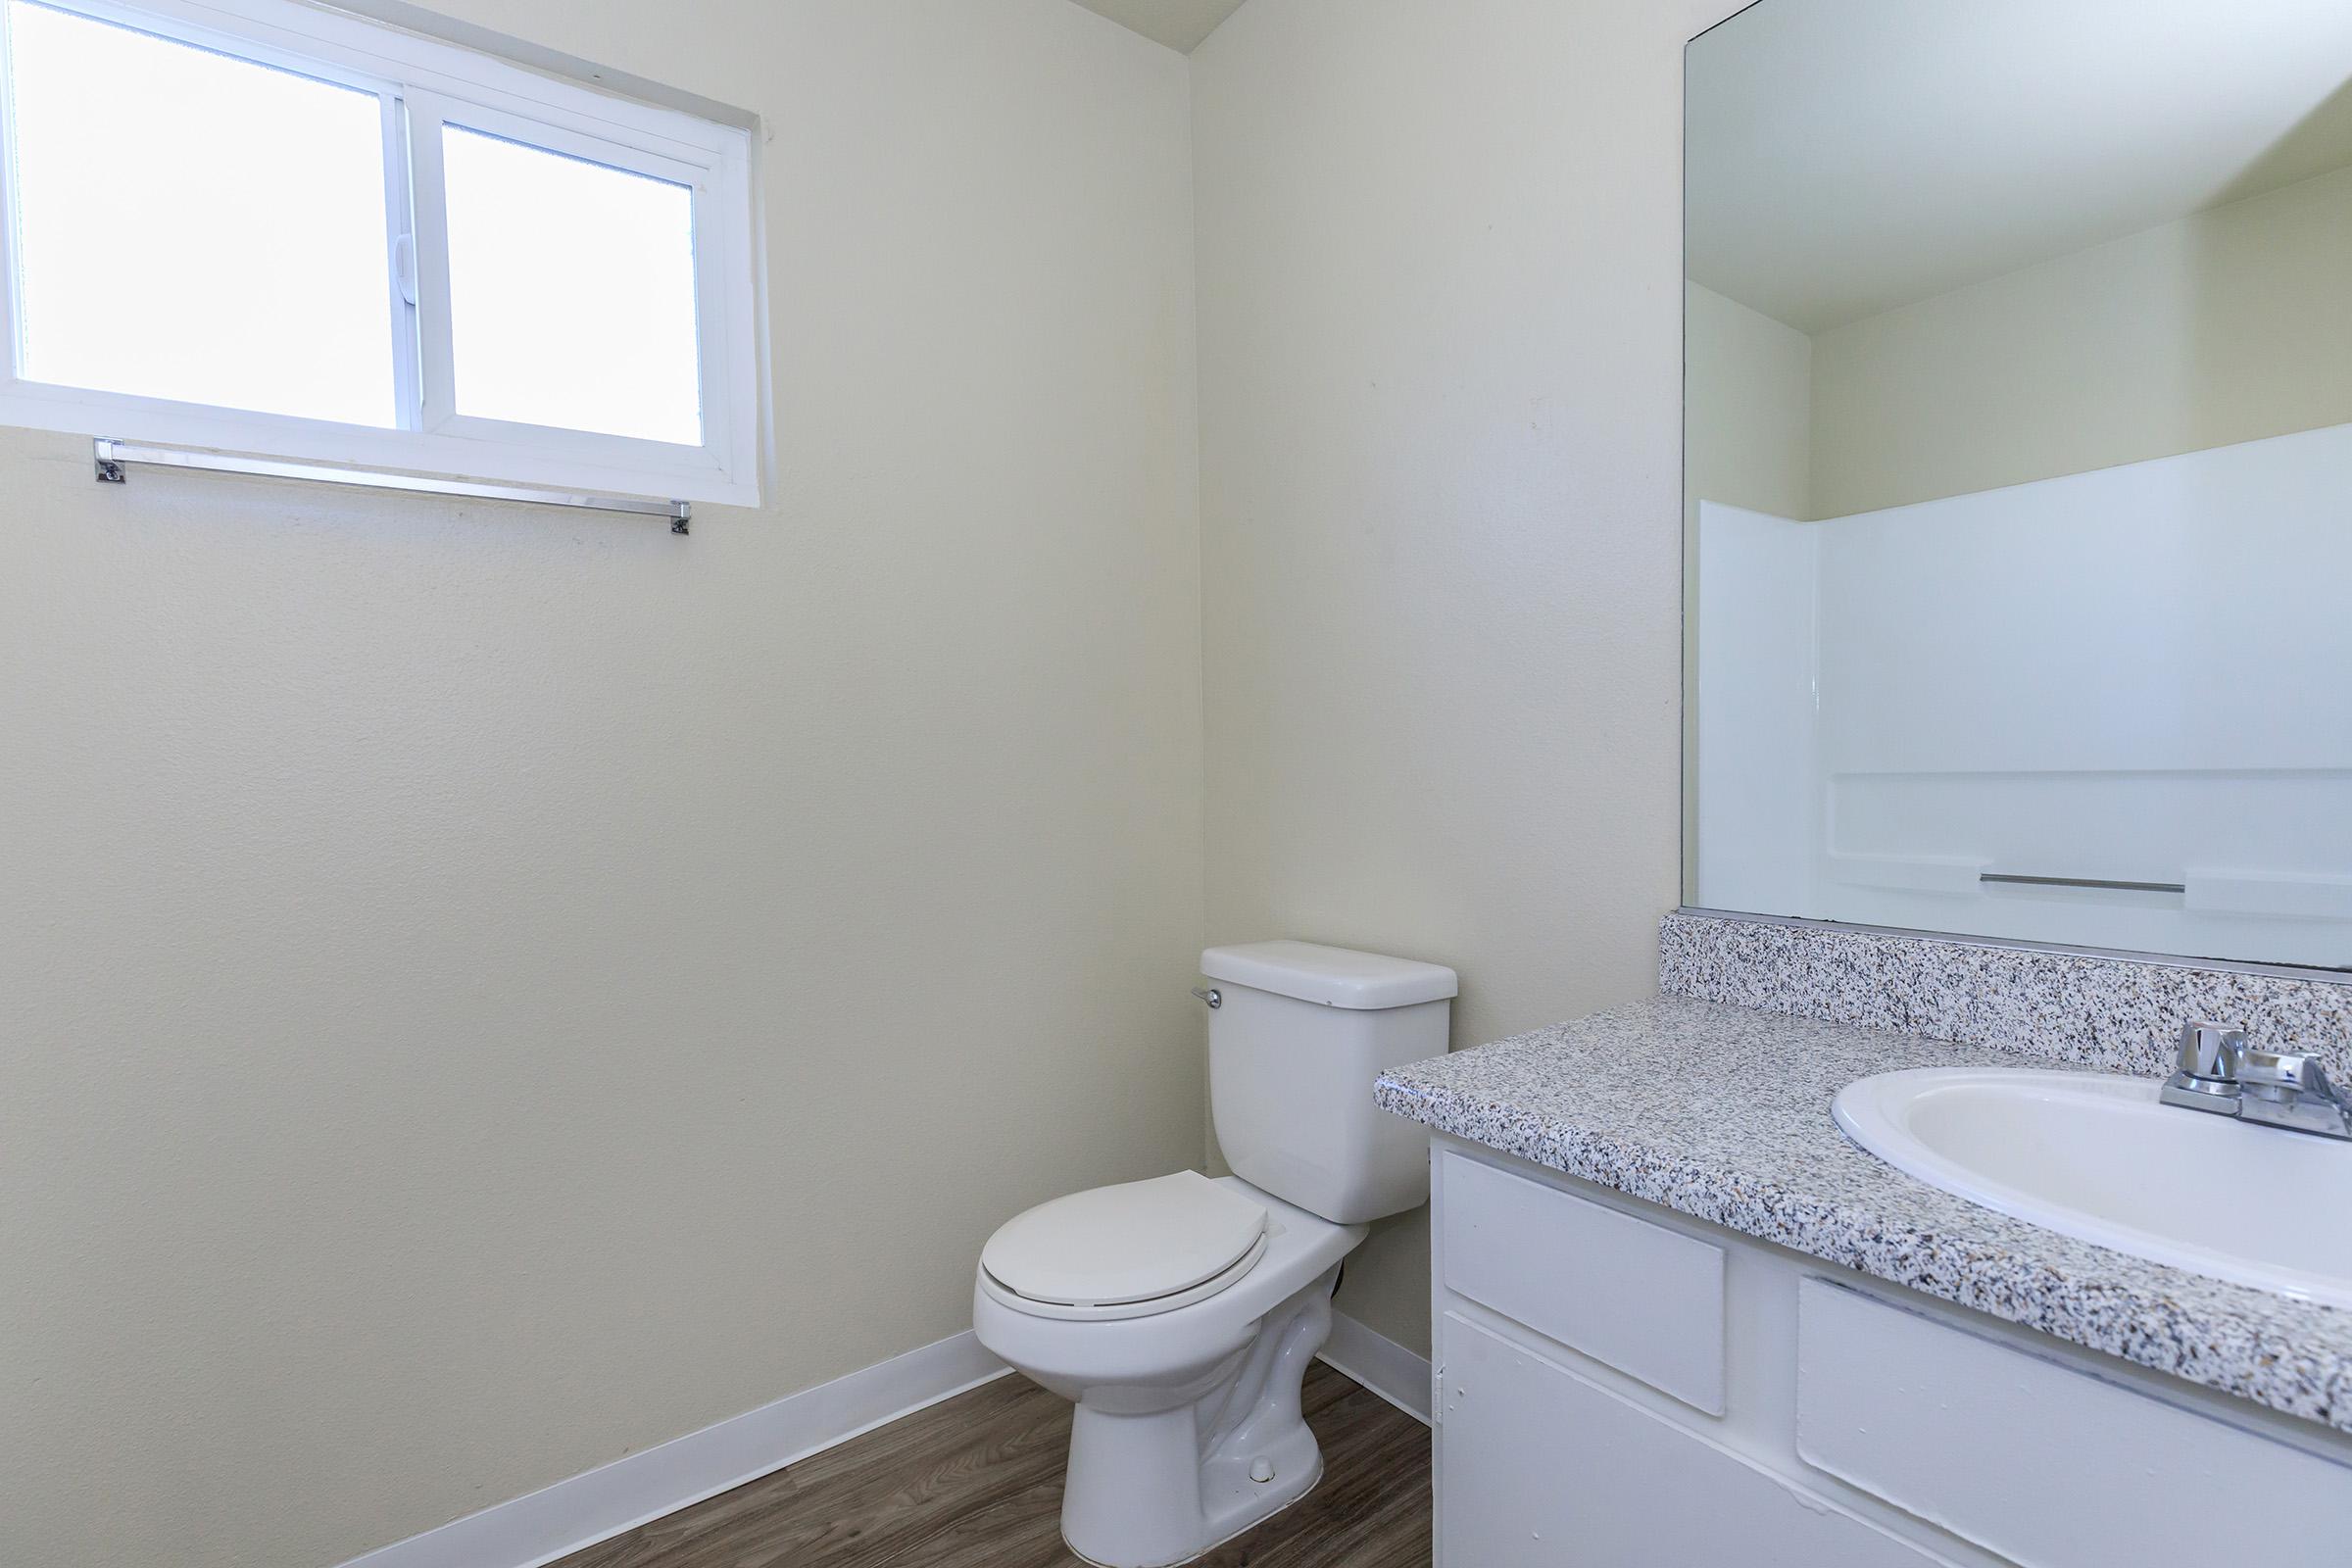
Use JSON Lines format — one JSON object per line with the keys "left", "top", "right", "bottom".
{"left": 0, "top": 0, "right": 760, "bottom": 505}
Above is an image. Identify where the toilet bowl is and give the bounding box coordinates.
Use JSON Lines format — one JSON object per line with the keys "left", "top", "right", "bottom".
{"left": 973, "top": 1176, "right": 1364, "bottom": 1567}
{"left": 972, "top": 941, "right": 1455, "bottom": 1568}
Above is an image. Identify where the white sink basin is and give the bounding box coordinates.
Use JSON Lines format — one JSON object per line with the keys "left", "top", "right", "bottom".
{"left": 1834, "top": 1067, "right": 2352, "bottom": 1308}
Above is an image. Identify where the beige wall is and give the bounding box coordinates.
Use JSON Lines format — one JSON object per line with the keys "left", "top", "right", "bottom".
{"left": 1810, "top": 163, "right": 2352, "bottom": 516}
{"left": 1681, "top": 281, "right": 1812, "bottom": 895}
{"left": 0, "top": 4, "right": 1202, "bottom": 1565}
{"left": 1193, "top": 0, "right": 1744, "bottom": 1355}
{"left": 1686, "top": 281, "right": 1815, "bottom": 525}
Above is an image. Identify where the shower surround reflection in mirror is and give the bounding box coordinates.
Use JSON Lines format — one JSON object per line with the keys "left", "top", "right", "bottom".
{"left": 1683, "top": 0, "right": 2352, "bottom": 971}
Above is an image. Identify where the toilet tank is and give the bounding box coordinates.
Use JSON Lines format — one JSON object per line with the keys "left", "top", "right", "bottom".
{"left": 1200, "top": 941, "right": 1456, "bottom": 1225}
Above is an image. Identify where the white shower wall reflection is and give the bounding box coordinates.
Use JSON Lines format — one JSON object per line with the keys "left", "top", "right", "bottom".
{"left": 1694, "top": 424, "right": 2352, "bottom": 969}
{"left": 1685, "top": 0, "right": 2352, "bottom": 970}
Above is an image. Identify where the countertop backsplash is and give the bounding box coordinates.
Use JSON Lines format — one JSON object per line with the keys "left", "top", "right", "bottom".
{"left": 1660, "top": 909, "right": 2352, "bottom": 1083}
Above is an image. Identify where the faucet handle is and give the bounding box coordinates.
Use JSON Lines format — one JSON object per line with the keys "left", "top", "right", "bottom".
{"left": 2237, "top": 1048, "right": 2328, "bottom": 1097}
{"left": 2174, "top": 1021, "right": 2246, "bottom": 1084}
{"left": 2232, "top": 1049, "right": 2352, "bottom": 1138}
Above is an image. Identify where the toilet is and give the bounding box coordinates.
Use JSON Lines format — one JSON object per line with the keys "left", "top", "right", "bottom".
{"left": 971, "top": 940, "right": 1455, "bottom": 1568}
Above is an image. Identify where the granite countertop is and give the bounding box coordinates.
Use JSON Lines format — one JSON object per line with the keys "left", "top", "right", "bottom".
{"left": 1374, "top": 996, "right": 2352, "bottom": 1433}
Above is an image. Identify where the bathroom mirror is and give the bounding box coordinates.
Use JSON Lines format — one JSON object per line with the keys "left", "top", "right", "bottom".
{"left": 1683, "top": 0, "right": 2352, "bottom": 972}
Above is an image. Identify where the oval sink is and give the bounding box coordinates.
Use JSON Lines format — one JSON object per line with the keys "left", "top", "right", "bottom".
{"left": 1834, "top": 1067, "right": 2352, "bottom": 1308}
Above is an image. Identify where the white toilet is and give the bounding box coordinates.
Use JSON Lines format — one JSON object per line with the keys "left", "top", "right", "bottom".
{"left": 972, "top": 940, "right": 1454, "bottom": 1568}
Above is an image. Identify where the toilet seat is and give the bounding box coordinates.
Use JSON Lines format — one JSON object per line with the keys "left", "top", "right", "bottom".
{"left": 981, "top": 1171, "right": 1269, "bottom": 1322}
{"left": 980, "top": 1233, "right": 1270, "bottom": 1322}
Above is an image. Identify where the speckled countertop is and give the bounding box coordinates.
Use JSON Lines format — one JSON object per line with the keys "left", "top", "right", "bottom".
{"left": 1374, "top": 996, "right": 2352, "bottom": 1434}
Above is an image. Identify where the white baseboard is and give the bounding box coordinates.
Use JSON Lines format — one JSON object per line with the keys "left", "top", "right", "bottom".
{"left": 1319, "top": 1310, "right": 1433, "bottom": 1426}
{"left": 341, "top": 1307, "right": 1420, "bottom": 1568}
{"left": 338, "top": 1331, "right": 1008, "bottom": 1568}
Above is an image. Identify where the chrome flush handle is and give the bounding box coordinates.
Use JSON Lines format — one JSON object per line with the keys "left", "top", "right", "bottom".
{"left": 1190, "top": 987, "right": 1221, "bottom": 1009}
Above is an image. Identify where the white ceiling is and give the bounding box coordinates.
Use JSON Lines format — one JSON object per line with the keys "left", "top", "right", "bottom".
{"left": 1687, "top": 0, "right": 2352, "bottom": 333}
{"left": 1067, "top": 0, "right": 1250, "bottom": 53}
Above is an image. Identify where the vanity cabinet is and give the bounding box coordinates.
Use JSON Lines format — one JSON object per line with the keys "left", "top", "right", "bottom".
{"left": 1439, "top": 1311, "right": 1945, "bottom": 1566}
{"left": 1429, "top": 1142, "right": 2352, "bottom": 1568}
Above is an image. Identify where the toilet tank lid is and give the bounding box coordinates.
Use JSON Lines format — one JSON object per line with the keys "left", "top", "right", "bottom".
{"left": 1200, "top": 940, "right": 1457, "bottom": 1010}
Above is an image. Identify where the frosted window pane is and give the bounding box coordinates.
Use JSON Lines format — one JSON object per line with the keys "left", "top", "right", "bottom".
{"left": 442, "top": 126, "right": 702, "bottom": 446}
{"left": 5, "top": 1, "right": 395, "bottom": 426}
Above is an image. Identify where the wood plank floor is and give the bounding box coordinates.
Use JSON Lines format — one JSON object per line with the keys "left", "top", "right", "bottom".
{"left": 555, "top": 1362, "right": 1431, "bottom": 1568}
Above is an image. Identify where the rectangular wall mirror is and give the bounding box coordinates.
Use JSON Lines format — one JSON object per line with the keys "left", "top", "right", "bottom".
{"left": 1683, "top": 0, "right": 2352, "bottom": 973}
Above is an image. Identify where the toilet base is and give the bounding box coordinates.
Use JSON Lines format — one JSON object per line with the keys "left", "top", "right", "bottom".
{"left": 1062, "top": 1458, "right": 1323, "bottom": 1568}
{"left": 1057, "top": 1266, "right": 1340, "bottom": 1568}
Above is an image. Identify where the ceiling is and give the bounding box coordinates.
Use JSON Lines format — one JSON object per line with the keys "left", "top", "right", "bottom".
{"left": 1067, "top": 0, "right": 1250, "bottom": 53}
{"left": 1687, "top": 0, "right": 2352, "bottom": 333}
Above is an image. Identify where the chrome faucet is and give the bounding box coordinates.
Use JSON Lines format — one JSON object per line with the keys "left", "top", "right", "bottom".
{"left": 2160, "top": 1021, "right": 2352, "bottom": 1140}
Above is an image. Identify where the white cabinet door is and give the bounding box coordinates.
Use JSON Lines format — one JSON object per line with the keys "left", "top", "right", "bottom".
{"left": 1440, "top": 1151, "right": 1726, "bottom": 1413}
{"left": 1798, "top": 1280, "right": 2352, "bottom": 1568}
{"left": 1438, "top": 1311, "right": 1959, "bottom": 1568}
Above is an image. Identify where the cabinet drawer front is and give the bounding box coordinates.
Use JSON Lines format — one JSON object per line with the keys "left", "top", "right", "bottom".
{"left": 1438, "top": 1312, "right": 1955, "bottom": 1568}
{"left": 1439, "top": 1150, "right": 1725, "bottom": 1413}
{"left": 1797, "top": 1280, "right": 2352, "bottom": 1567}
